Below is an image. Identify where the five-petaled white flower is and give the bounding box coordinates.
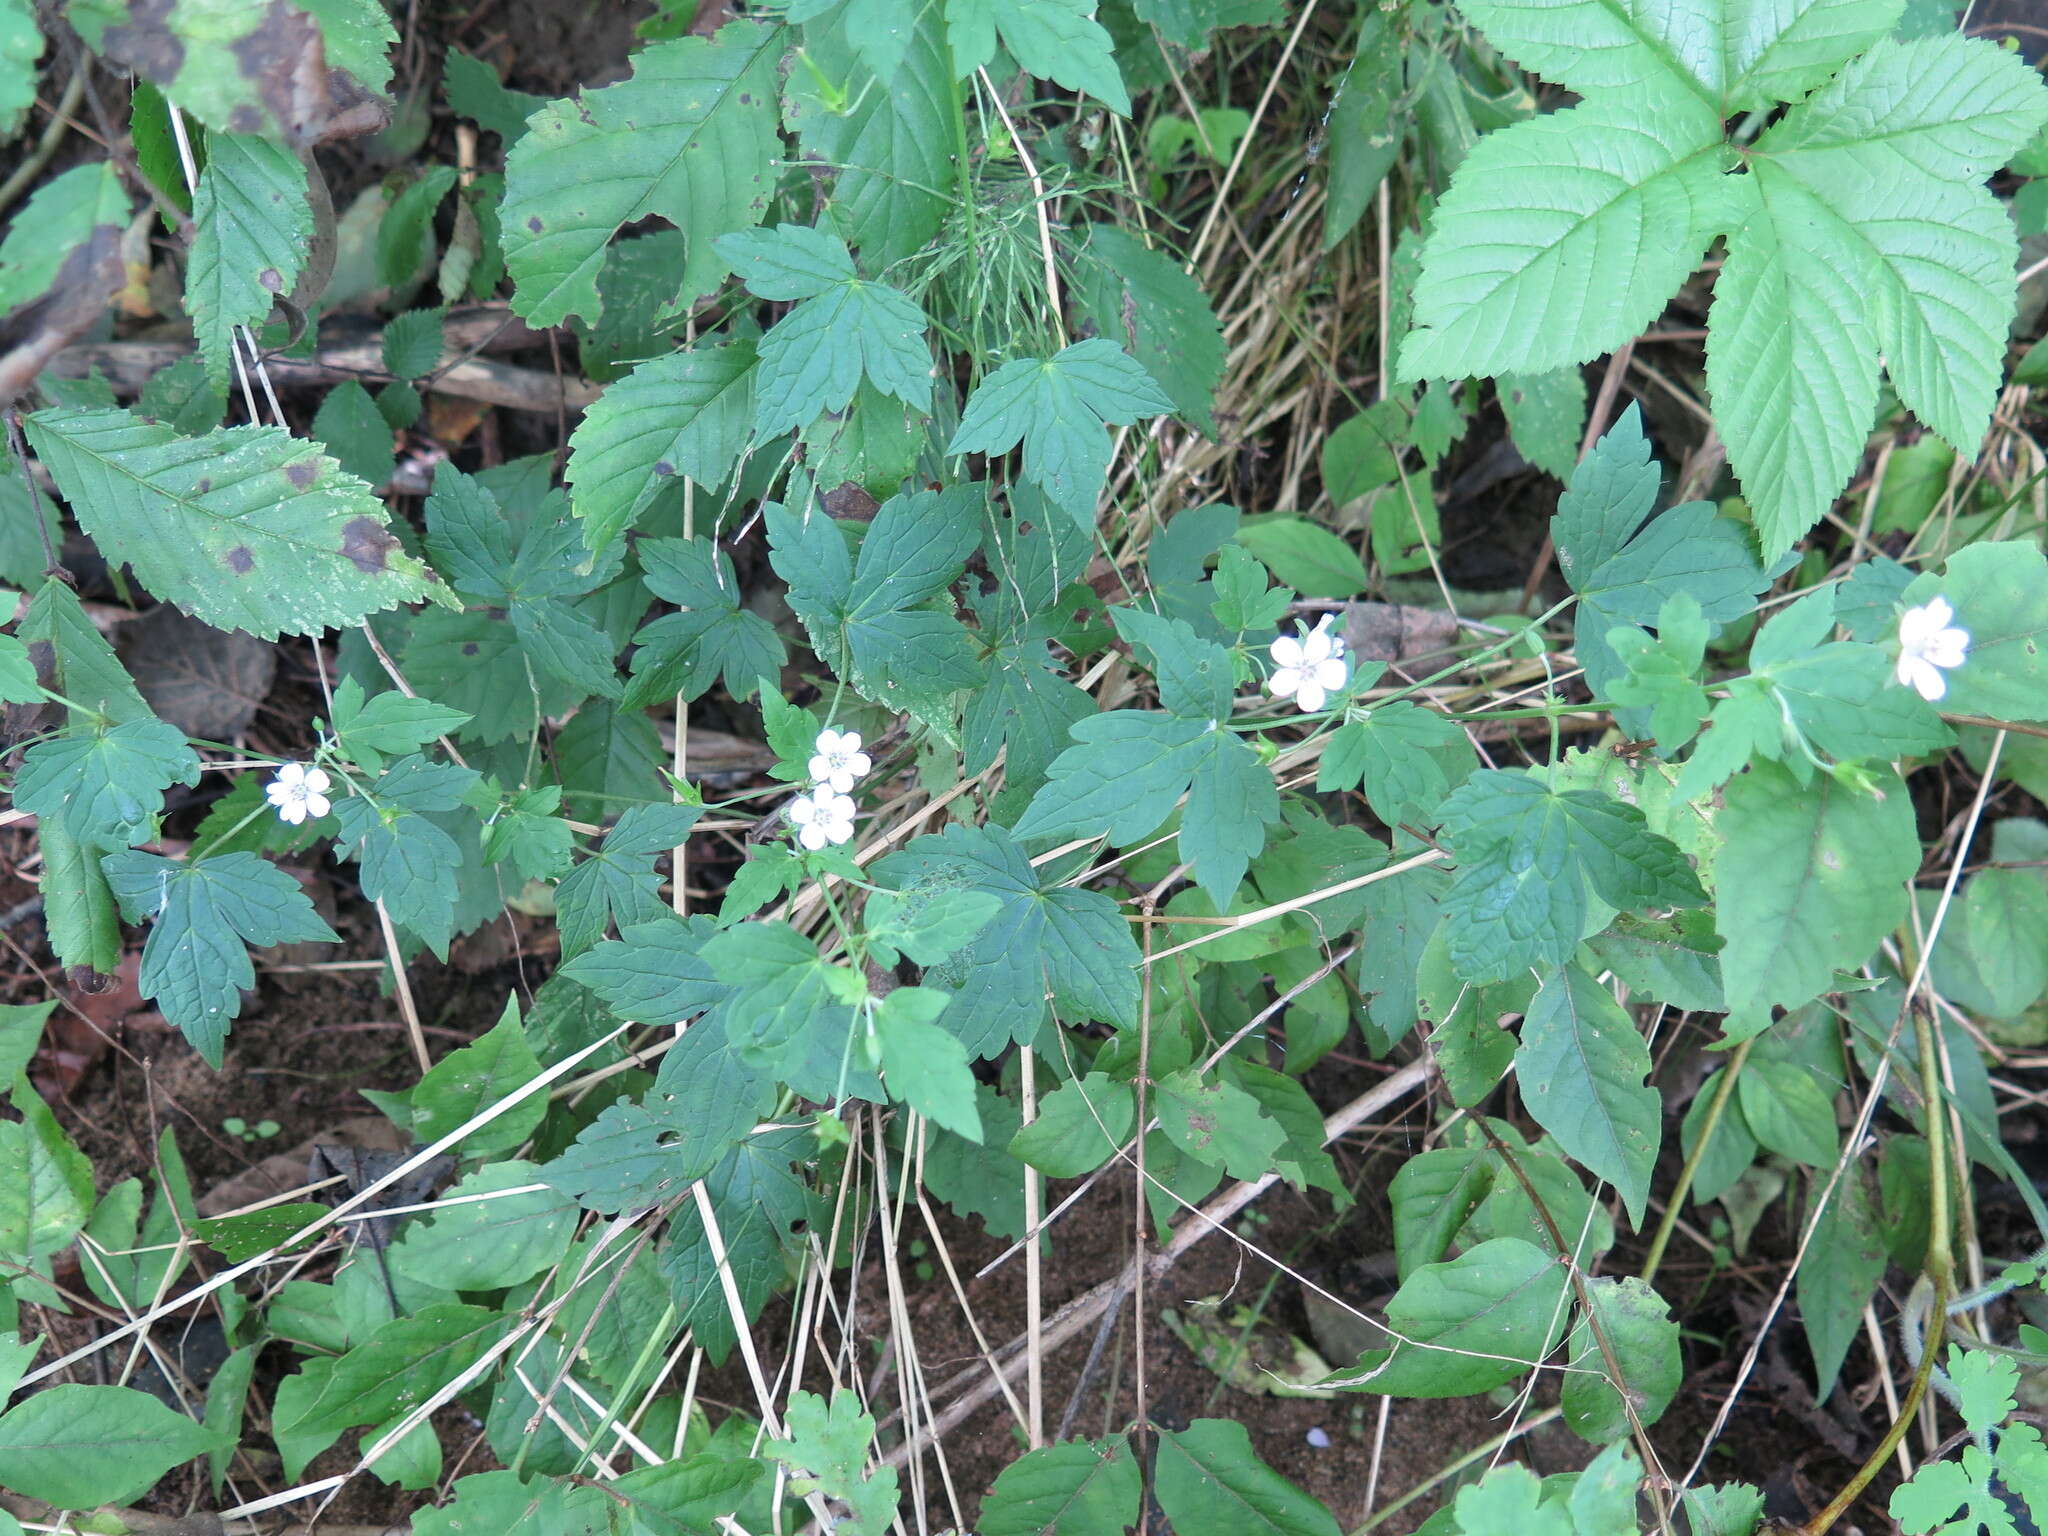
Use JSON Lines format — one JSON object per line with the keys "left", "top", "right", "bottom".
{"left": 1895, "top": 596, "right": 1970, "bottom": 703}
{"left": 265, "top": 762, "right": 332, "bottom": 826}
{"left": 788, "top": 789, "right": 856, "bottom": 851}
{"left": 808, "top": 728, "right": 872, "bottom": 794}
{"left": 1267, "top": 614, "right": 1349, "bottom": 714}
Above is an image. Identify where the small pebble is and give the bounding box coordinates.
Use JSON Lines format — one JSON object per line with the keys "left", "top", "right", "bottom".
{"left": 1305, "top": 1426, "right": 1331, "bottom": 1448}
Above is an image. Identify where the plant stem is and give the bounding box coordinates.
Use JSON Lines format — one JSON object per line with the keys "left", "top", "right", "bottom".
{"left": 1641, "top": 1039, "right": 1751, "bottom": 1287}
{"left": 1799, "top": 1001, "right": 1955, "bottom": 1536}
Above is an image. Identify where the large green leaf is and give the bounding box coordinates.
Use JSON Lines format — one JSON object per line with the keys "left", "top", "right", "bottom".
{"left": 1798, "top": 1165, "right": 1887, "bottom": 1399}
{"left": 564, "top": 341, "right": 756, "bottom": 552}
{"left": 1716, "top": 761, "right": 1919, "bottom": 1037}
{"left": 499, "top": 21, "right": 783, "bottom": 328}
{"left": 0, "top": 1081, "right": 93, "bottom": 1267}
{"left": 0, "top": 1384, "right": 222, "bottom": 1509}
{"left": 12, "top": 718, "right": 199, "bottom": 853}
{"left": 1326, "top": 1237, "right": 1569, "bottom": 1397}
{"left": 1074, "top": 224, "right": 1226, "bottom": 436}
{"left": 1515, "top": 964, "right": 1659, "bottom": 1227}
{"left": 186, "top": 134, "right": 311, "bottom": 391}
{"left": 1397, "top": 94, "right": 1730, "bottom": 382}
{"left": 386, "top": 1161, "right": 578, "bottom": 1291}
{"left": 24, "top": 408, "right": 438, "bottom": 637}
{"left": 658, "top": 1127, "right": 814, "bottom": 1361}
{"left": 280, "top": 1303, "right": 513, "bottom": 1450}
{"left": 1560, "top": 1277, "right": 1680, "bottom": 1442}
{"left": 103, "top": 850, "right": 339, "bottom": 1067}
{"left": 625, "top": 536, "right": 786, "bottom": 706}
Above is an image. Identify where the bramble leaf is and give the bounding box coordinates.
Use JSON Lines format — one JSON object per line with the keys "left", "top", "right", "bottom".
{"left": 25, "top": 408, "right": 439, "bottom": 638}
{"left": 565, "top": 341, "right": 756, "bottom": 552}
{"left": 186, "top": 135, "right": 311, "bottom": 393}
{"left": 499, "top": 21, "right": 782, "bottom": 328}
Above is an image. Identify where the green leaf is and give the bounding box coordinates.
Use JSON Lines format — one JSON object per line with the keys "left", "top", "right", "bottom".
{"left": 554, "top": 803, "right": 705, "bottom": 958}
{"left": 784, "top": 1, "right": 951, "bottom": 265}
{"left": 1553, "top": 407, "right": 1769, "bottom": 700}
{"left": 186, "top": 134, "right": 311, "bottom": 392}
{"left": 861, "top": 887, "right": 1002, "bottom": 967}
{"left": 0, "top": 0, "right": 40, "bottom": 139}
{"left": 1316, "top": 701, "right": 1472, "bottom": 826}
{"left": 565, "top": 341, "right": 756, "bottom": 552}
{"left": 1153, "top": 1419, "right": 1341, "bottom": 1536}
{"left": 658, "top": 1128, "right": 814, "bottom": 1361}
{"left": 311, "top": 380, "right": 396, "bottom": 490}
{"left": 102, "top": 850, "right": 338, "bottom": 1066}
{"left": 540, "top": 1003, "right": 771, "bottom": 1211}
{"left": 1561, "top": 1277, "right": 1680, "bottom": 1442}
{"left": 981, "top": 1436, "right": 1143, "bottom": 1536}
{"left": 1684, "top": 1483, "right": 1768, "bottom": 1536}
{"left": 1015, "top": 712, "right": 1280, "bottom": 909}
{"left": 872, "top": 823, "right": 1142, "bottom": 1054}
{"left": 1499, "top": 368, "right": 1588, "bottom": 482}
{"left": 1681, "top": 1069, "right": 1759, "bottom": 1204}
{"left": 377, "top": 164, "right": 456, "bottom": 290}
{"left": 1155, "top": 1068, "right": 1286, "bottom": 1182}
{"left": 295, "top": 0, "right": 397, "bottom": 96}
{"left": 559, "top": 914, "right": 728, "bottom": 1024}
{"left": 1716, "top": 761, "right": 1919, "bottom": 1035}
{"left": 482, "top": 786, "right": 574, "bottom": 883}
{"left": 767, "top": 1389, "right": 898, "bottom": 1536}
{"left": 1435, "top": 770, "right": 1704, "bottom": 983}
{"left": 625, "top": 536, "right": 786, "bottom": 706}
{"left": 1397, "top": 94, "right": 1728, "bottom": 382}
{"left": 769, "top": 488, "right": 982, "bottom": 730}
{"left": 445, "top": 48, "right": 546, "bottom": 144}
{"left": 1074, "top": 224, "right": 1225, "bottom": 435}
{"left": 63, "top": 0, "right": 327, "bottom": 139}
{"left": 281, "top": 1303, "right": 513, "bottom": 1449}
{"left": 0, "top": 162, "right": 127, "bottom": 321}
{"left": 1327, "top": 1237, "right": 1570, "bottom": 1396}
{"left": 1010, "top": 1072, "right": 1134, "bottom": 1178}
{"left": 701, "top": 920, "right": 857, "bottom": 1082}
{"left": 17, "top": 577, "right": 149, "bottom": 724}
{"left": 24, "top": 407, "right": 438, "bottom": 638}
{"left": 1114, "top": 606, "right": 1235, "bottom": 720}
{"left": 331, "top": 769, "right": 469, "bottom": 960}
{"left": 1585, "top": 909, "right": 1725, "bottom": 1013}
{"left": 1323, "top": 10, "right": 1402, "bottom": 249}
{"left": 1233, "top": 517, "right": 1369, "bottom": 599}
{"left": 410, "top": 996, "right": 548, "bottom": 1158}
{"left": 499, "top": 22, "right": 783, "bottom": 328}
{"left": 387, "top": 1161, "right": 578, "bottom": 1290}
{"left": 943, "top": 0, "right": 1130, "bottom": 115}
{"left": 0, "top": 1081, "right": 93, "bottom": 1267}
{"left": 381, "top": 307, "right": 446, "bottom": 381}
{"left": 1739, "top": 1060, "right": 1840, "bottom": 1168}
{"left": 1904, "top": 541, "right": 2048, "bottom": 722}
{"left": 1515, "top": 964, "right": 1660, "bottom": 1227}
{"left": 14, "top": 718, "right": 200, "bottom": 853}
{"left": 37, "top": 819, "right": 121, "bottom": 975}
{"left": 870, "top": 987, "right": 982, "bottom": 1140}
{"left": 330, "top": 677, "right": 470, "bottom": 773}
{"left": 1448, "top": 1464, "right": 1571, "bottom": 1536}
{"left": 0, "top": 1000, "right": 52, "bottom": 1090}
{"left": 719, "top": 224, "right": 932, "bottom": 436}
{"left": 0, "top": 1384, "right": 222, "bottom": 1509}
{"left": 1798, "top": 1165, "right": 1887, "bottom": 1399}
{"left": 948, "top": 339, "right": 1174, "bottom": 530}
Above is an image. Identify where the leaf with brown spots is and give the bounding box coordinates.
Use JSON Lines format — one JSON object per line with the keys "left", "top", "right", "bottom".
{"left": 498, "top": 19, "right": 782, "bottom": 328}
{"left": 184, "top": 133, "right": 313, "bottom": 390}
{"left": 69, "top": 0, "right": 335, "bottom": 145}
{"left": 22, "top": 406, "right": 443, "bottom": 638}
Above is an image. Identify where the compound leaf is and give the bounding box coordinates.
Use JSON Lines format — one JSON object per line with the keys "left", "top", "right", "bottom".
{"left": 103, "top": 851, "right": 338, "bottom": 1067}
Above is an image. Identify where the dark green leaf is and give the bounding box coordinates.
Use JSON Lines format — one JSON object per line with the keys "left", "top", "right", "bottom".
{"left": 1514, "top": 963, "right": 1659, "bottom": 1226}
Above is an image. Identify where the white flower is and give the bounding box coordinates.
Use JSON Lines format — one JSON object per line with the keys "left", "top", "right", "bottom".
{"left": 807, "top": 728, "right": 872, "bottom": 794}
{"left": 787, "top": 788, "right": 856, "bottom": 851}
{"left": 1895, "top": 595, "right": 1970, "bottom": 703}
{"left": 264, "top": 762, "right": 332, "bottom": 826}
{"left": 1267, "top": 613, "right": 1349, "bottom": 714}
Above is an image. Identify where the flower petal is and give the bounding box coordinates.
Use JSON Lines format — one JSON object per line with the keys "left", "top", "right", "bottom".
{"left": 1270, "top": 635, "right": 1305, "bottom": 668}
{"left": 1295, "top": 679, "right": 1327, "bottom": 713}
{"left": 1312, "top": 658, "right": 1349, "bottom": 693}
{"left": 1905, "top": 657, "right": 1947, "bottom": 701}
{"left": 304, "top": 793, "right": 331, "bottom": 819}
{"left": 1268, "top": 666, "right": 1302, "bottom": 698}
